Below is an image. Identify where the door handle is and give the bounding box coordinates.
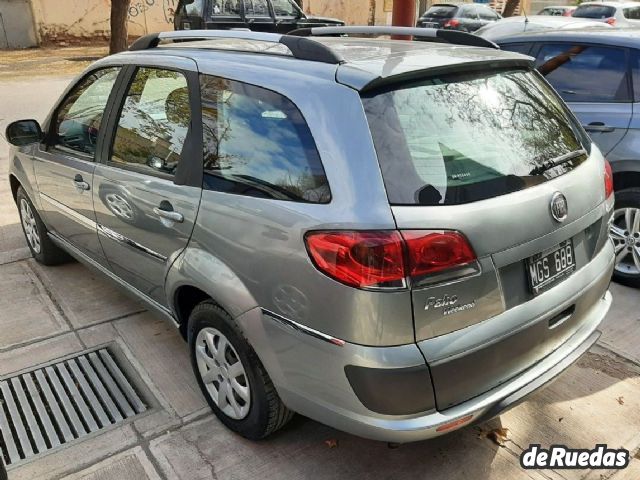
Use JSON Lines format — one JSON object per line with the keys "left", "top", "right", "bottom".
{"left": 583, "top": 122, "right": 615, "bottom": 133}
{"left": 153, "top": 202, "right": 184, "bottom": 224}
{"left": 73, "top": 174, "right": 90, "bottom": 192}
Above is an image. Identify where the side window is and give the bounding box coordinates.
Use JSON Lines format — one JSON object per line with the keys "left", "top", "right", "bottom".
{"left": 110, "top": 68, "right": 191, "bottom": 178}
{"left": 200, "top": 75, "right": 331, "bottom": 203}
{"left": 459, "top": 5, "right": 476, "bottom": 18}
{"left": 212, "top": 0, "right": 241, "bottom": 15}
{"left": 478, "top": 6, "right": 498, "bottom": 20}
{"left": 536, "top": 44, "right": 630, "bottom": 103}
{"left": 244, "top": 0, "right": 270, "bottom": 16}
{"left": 181, "top": 0, "right": 204, "bottom": 15}
{"left": 501, "top": 43, "right": 533, "bottom": 55}
{"left": 272, "top": 0, "right": 298, "bottom": 16}
{"left": 625, "top": 6, "right": 640, "bottom": 19}
{"left": 630, "top": 50, "right": 640, "bottom": 102}
{"left": 53, "top": 67, "right": 120, "bottom": 158}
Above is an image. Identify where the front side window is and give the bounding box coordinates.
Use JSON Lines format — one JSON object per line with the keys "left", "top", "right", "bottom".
{"left": 363, "top": 68, "right": 587, "bottom": 206}
{"left": 200, "top": 75, "right": 330, "bottom": 203}
{"left": 211, "top": 0, "right": 240, "bottom": 15}
{"left": 53, "top": 67, "right": 120, "bottom": 157}
{"left": 272, "top": 0, "right": 298, "bottom": 16}
{"left": 244, "top": 0, "right": 270, "bottom": 17}
{"left": 110, "top": 68, "right": 191, "bottom": 178}
{"left": 624, "top": 6, "right": 640, "bottom": 19}
{"left": 535, "top": 44, "right": 630, "bottom": 103}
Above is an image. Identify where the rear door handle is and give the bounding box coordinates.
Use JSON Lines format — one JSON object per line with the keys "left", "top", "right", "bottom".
{"left": 583, "top": 122, "right": 615, "bottom": 133}
{"left": 73, "top": 174, "right": 90, "bottom": 192}
{"left": 153, "top": 201, "right": 184, "bottom": 224}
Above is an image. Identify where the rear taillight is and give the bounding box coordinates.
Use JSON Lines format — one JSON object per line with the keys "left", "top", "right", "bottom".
{"left": 604, "top": 159, "right": 614, "bottom": 199}
{"left": 444, "top": 18, "right": 460, "bottom": 28}
{"left": 402, "top": 231, "right": 477, "bottom": 279}
{"left": 605, "top": 17, "right": 616, "bottom": 25}
{"left": 305, "top": 230, "right": 477, "bottom": 290}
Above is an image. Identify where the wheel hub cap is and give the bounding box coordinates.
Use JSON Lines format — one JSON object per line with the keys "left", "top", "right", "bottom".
{"left": 195, "top": 327, "right": 250, "bottom": 420}
{"left": 20, "top": 199, "right": 41, "bottom": 254}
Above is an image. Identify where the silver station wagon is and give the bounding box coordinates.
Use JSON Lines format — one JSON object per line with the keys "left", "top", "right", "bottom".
{"left": 6, "top": 27, "right": 615, "bottom": 443}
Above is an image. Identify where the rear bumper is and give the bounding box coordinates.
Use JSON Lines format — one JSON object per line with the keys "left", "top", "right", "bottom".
{"left": 236, "top": 242, "right": 613, "bottom": 443}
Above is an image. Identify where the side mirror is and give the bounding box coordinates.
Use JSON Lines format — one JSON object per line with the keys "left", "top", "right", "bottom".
{"left": 6, "top": 119, "right": 43, "bottom": 146}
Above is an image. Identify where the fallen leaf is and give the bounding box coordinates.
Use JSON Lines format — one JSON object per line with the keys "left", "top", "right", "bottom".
{"left": 486, "top": 427, "right": 509, "bottom": 447}
{"left": 617, "top": 396, "right": 625, "bottom": 405}
{"left": 324, "top": 439, "right": 338, "bottom": 449}
{"left": 558, "top": 417, "right": 564, "bottom": 423}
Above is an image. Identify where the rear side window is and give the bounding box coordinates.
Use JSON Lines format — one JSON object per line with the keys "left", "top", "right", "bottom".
{"left": 244, "top": 0, "right": 270, "bottom": 16}
{"left": 212, "top": 0, "right": 241, "bottom": 15}
{"left": 500, "top": 43, "right": 532, "bottom": 55}
{"left": 535, "top": 44, "right": 630, "bottom": 102}
{"left": 200, "top": 75, "right": 330, "bottom": 203}
{"left": 362, "top": 69, "right": 587, "bottom": 206}
{"left": 423, "top": 5, "right": 457, "bottom": 18}
{"left": 573, "top": 5, "right": 616, "bottom": 18}
{"left": 624, "top": 6, "right": 640, "bottom": 19}
{"left": 477, "top": 6, "right": 499, "bottom": 20}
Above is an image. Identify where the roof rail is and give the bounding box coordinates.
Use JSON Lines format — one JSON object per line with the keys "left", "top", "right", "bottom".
{"left": 128, "top": 30, "right": 345, "bottom": 64}
{"left": 288, "top": 26, "right": 499, "bottom": 49}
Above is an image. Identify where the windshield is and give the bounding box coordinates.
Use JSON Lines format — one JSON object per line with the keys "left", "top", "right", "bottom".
{"left": 573, "top": 5, "right": 616, "bottom": 18}
{"left": 362, "top": 69, "right": 588, "bottom": 206}
{"left": 423, "top": 5, "right": 458, "bottom": 18}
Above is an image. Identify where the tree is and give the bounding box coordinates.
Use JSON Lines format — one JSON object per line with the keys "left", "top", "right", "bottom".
{"left": 501, "top": 0, "right": 520, "bottom": 17}
{"left": 110, "top": 0, "right": 131, "bottom": 54}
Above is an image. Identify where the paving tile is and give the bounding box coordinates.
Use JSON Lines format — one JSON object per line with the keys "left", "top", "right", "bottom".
{"left": 8, "top": 424, "right": 139, "bottom": 480}
{"left": 31, "top": 260, "right": 144, "bottom": 329}
{"left": 0, "top": 223, "right": 30, "bottom": 265}
{"left": 600, "top": 282, "right": 640, "bottom": 364}
{"left": 61, "top": 447, "right": 161, "bottom": 480}
{"left": 114, "top": 313, "right": 207, "bottom": 418}
{"left": 150, "top": 416, "right": 550, "bottom": 480}
{"left": 496, "top": 345, "right": 640, "bottom": 480}
{"left": 0, "top": 332, "right": 83, "bottom": 376}
{"left": 0, "top": 260, "right": 68, "bottom": 349}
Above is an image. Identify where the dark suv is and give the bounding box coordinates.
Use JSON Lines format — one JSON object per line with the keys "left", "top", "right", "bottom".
{"left": 417, "top": 3, "right": 501, "bottom": 32}
{"left": 174, "top": 0, "right": 344, "bottom": 32}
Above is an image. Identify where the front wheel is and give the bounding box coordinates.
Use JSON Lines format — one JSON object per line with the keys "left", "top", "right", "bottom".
{"left": 16, "top": 187, "right": 70, "bottom": 266}
{"left": 189, "top": 301, "right": 294, "bottom": 439}
{"left": 610, "top": 188, "right": 640, "bottom": 288}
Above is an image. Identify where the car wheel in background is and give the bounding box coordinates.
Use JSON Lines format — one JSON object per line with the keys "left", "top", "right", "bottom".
{"left": 610, "top": 188, "right": 640, "bottom": 288}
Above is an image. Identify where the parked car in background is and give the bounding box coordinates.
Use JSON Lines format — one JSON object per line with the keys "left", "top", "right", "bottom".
{"left": 174, "top": 0, "right": 344, "bottom": 32}
{"left": 6, "top": 27, "right": 614, "bottom": 442}
{"left": 475, "top": 15, "right": 609, "bottom": 41}
{"left": 572, "top": 2, "right": 640, "bottom": 27}
{"left": 537, "top": 5, "right": 577, "bottom": 16}
{"left": 497, "top": 29, "right": 640, "bottom": 287}
{"left": 416, "top": 3, "right": 501, "bottom": 32}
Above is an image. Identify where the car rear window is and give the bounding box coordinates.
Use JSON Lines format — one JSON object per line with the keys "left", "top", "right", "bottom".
{"left": 362, "top": 68, "right": 588, "bottom": 206}
{"left": 573, "top": 5, "right": 616, "bottom": 18}
{"left": 423, "top": 5, "right": 458, "bottom": 18}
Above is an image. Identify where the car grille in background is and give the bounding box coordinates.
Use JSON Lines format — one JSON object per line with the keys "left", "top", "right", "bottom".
{"left": 0, "top": 348, "right": 146, "bottom": 466}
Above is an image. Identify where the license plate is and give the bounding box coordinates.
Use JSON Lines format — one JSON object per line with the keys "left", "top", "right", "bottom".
{"left": 527, "top": 240, "right": 576, "bottom": 296}
{"left": 424, "top": 22, "right": 439, "bottom": 28}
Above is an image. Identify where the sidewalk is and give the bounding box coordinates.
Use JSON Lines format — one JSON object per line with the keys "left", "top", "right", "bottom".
{"left": 1, "top": 74, "right": 640, "bottom": 480}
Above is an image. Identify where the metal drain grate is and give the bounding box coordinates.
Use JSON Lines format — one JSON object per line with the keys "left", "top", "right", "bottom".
{"left": 0, "top": 348, "right": 147, "bottom": 465}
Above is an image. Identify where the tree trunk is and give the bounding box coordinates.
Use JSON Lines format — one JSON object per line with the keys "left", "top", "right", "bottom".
{"left": 501, "top": 0, "right": 520, "bottom": 17}
{"left": 110, "top": 0, "right": 131, "bottom": 55}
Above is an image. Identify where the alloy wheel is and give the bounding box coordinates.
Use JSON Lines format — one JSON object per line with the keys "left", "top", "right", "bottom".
{"left": 195, "top": 327, "right": 251, "bottom": 420}
{"left": 20, "top": 199, "right": 41, "bottom": 254}
{"left": 610, "top": 207, "right": 640, "bottom": 275}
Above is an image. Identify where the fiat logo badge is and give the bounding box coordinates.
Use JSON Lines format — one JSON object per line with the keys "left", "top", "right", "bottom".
{"left": 550, "top": 192, "right": 568, "bottom": 223}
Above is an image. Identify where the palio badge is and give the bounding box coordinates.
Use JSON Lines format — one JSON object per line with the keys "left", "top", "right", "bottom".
{"left": 425, "top": 295, "right": 476, "bottom": 316}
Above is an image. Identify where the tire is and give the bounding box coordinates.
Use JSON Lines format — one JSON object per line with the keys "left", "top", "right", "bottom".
{"left": 610, "top": 188, "right": 640, "bottom": 289}
{"left": 188, "top": 301, "right": 294, "bottom": 439}
{"left": 16, "top": 187, "right": 71, "bottom": 266}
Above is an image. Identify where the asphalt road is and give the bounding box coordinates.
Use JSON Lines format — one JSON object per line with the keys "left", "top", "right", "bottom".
{"left": 1, "top": 75, "right": 639, "bottom": 480}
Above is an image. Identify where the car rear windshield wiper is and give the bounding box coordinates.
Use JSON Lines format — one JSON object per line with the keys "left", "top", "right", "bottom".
{"left": 529, "top": 149, "right": 587, "bottom": 176}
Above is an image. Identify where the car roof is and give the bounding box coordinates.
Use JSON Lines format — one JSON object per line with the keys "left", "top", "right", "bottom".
{"left": 496, "top": 26, "right": 640, "bottom": 46}
{"left": 102, "top": 36, "right": 531, "bottom": 91}
{"left": 577, "top": 1, "right": 637, "bottom": 7}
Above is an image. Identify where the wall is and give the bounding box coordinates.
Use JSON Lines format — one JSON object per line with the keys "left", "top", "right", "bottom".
{"left": 29, "top": 0, "right": 177, "bottom": 43}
